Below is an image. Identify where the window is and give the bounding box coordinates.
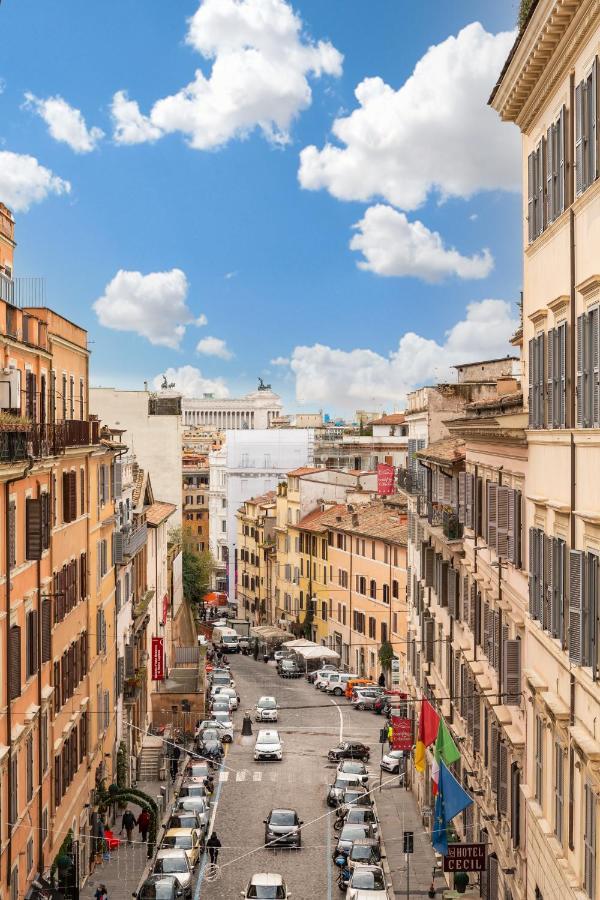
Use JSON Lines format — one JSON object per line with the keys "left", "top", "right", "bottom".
{"left": 576, "top": 63, "right": 598, "bottom": 197}
{"left": 535, "top": 717, "right": 544, "bottom": 805}
{"left": 8, "top": 499, "right": 16, "bottom": 568}
{"left": 485, "top": 483, "right": 522, "bottom": 567}
{"left": 392, "top": 580, "right": 399, "bottom": 599}
{"left": 383, "top": 584, "right": 390, "bottom": 604}
{"left": 585, "top": 780, "right": 597, "bottom": 899}
{"left": 369, "top": 579, "right": 377, "bottom": 599}
{"left": 567, "top": 548, "right": 598, "bottom": 667}
{"left": 368, "top": 617, "right": 376, "bottom": 639}
{"left": 381, "top": 622, "right": 388, "bottom": 644}
{"left": 10, "top": 754, "right": 18, "bottom": 825}
{"left": 62, "top": 373, "right": 67, "bottom": 419}
{"left": 577, "top": 307, "right": 600, "bottom": 428}
{"left": 321, "top": 601, "right": 327, "bottom": 621}
{"left": 393, "top": 613, "right": 398, "bottom": 633}
{"left": 528, "top": 332, "right": 546, "bottom": 428}
{"left": 25, "top": 610, "right": 38, "bottom": 679}
{"left": 41, "top": 712, "right": 48, "bottom": 772}
{"left": 221, "top": 520, "right": 226, "bottom": 533}
{"left": 356, "top": 575, "right": 366, "bottom": 594}
{"left": 554, "top": 742, "right": 564, "bottom": 844}
{"left": 529, "top": 528, "right": 566, "bottom": 641}
{"left": 26, "top": 734, "right": 33, "bottom": 803}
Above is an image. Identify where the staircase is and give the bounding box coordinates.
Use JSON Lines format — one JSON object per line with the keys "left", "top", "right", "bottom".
{"left": 137, "top": 736, "right": 165, "bottom": 781}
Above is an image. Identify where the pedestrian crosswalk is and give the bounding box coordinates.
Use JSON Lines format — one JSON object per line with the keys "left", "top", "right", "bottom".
{"left": 221, "top": 768, "right": 325, "bottom": 784}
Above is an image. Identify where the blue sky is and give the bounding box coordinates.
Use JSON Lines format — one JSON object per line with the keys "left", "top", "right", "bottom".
{"left": 0, "top": 0, "right": 523, "bottom": 415}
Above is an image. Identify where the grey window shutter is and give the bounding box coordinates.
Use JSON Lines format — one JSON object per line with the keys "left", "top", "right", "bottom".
{"left": 496, "top": 486, "right": 509, "bottom": 559}
{"left": 508, "top": 489, "right": 522, "bottom": 568}
{"left": 537, "top": 139, "right": 545, "bottom": 236}
{"left": 591, "top": 58, "right": 598, "bottom": 183}
{"left": 499, "top": 742, "right": 509, "bottom": 817}
{"left": 440, "top": 561, "right": 449, "bottom": 608}
{"left": 448, "top": 569, "right": 456, "bottom": 619}
{"left": 528, "top": 152, "right": 535, "bottom": 242}
{"left": 569, "top": 550, "right": 585, "bottom": 665}
{"left": 125, "top": 642, "right": 135, "bottom": 677}
{"left": 96, "top": 609, "right": 101, "bottom": 655}
{"left": 591, "top": 307, "right": 600, "bottom": 427}
{"left": 537, "top": 529, "right": 545, "bottom": 620}
{"left": 547, "top": 124, "right": 554, "bottom": 222}
{"left": 114, "top": 530, "right": 124, "bottom": 565}
{"left": 465, "top": 473, "right": 474, "bottom": 529}
{"left": 529, "top": 527, "right": 537, "bottom": 619}
{"left": 488, "top": 856, "right": 499, "bottom": 899}
{"left": 503, "top": 638, "right": 521, "bottom": 705}
{"left": 473, "top": 688, "right": 481, "bottom": 754}
{"left": 26, "top": 497, "right": 43, "bottom": 560}
{"left": 558, "top": 321, "right": 567, "bottom": 427}
{"left": 458, "top": 472, "right": 466, "bottom": 524}
{"left": 528, "top": 338, "right": 535, "bottom": 427}
{"left": 547, "top": 327, "right": 554, "bottom": 426}
{"left": 537, "top": 334, "right": 546, "bottom": 427}
{"left": 544, "top": 534, "right": 553, "bottom": 631}
{"left": 490, "top": 720, "right": 499, "bottom": 793}
{"left": 558, "top": 105, "right": 566, "bottom": 213}
{"left": 424, "top": 547, "right": 435, "bottom": 587}
{"left": 577, "top": 313, "right": 587, "bottom": 427}
{"left": 483, "top": 601, "right": 490, "bottom": 655}
{"left": 487, "top": 481, "right": 498, "bottom": 552}
{"left": 552, "top": 538, "right": 566, "bottom": 643}
{"left": 576, "top": 80, "right": 584, "bottom": 195}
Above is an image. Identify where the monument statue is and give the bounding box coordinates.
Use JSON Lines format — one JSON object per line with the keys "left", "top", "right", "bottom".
{"left": 257, "top": 377, "right": 272, "bottom": 391}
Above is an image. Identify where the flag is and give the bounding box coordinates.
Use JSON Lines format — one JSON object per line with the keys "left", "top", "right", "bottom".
{"left": 431, "top": 719, "right": 460, "bottom": 795}
{"left": 432, "top": 761, "right": 473, "bottom": 856}
{"left": 414, "top": 700, "right": 440, "bottom": 773}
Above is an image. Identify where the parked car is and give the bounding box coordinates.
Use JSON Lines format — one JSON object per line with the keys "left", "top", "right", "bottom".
{"left": 315, "top": 670, "right": 346, "bottom": 691}
{"left": 134, "top": 874, "right": 183, "bottom": 900}
{"left": 241, "top": 873, "right": 291, "bottom": 899}
{"left": 185, "top": 761, "right": 211, "bottom": 782}
{"left": 307, "top": 664, "right": 337, "bottom": 684}
{"left": 178, "top": 783, "right": 210, "bottom": 801}
{"left": 211, "top": 711, "right": 234, "bottom": 741}
{"left": 337, "top": 760, "right": 369, "bottom": 784}
{"left": 341, "top": 788, "right": 373, "bottom": 810}
{"left": 216, "top": 687, "right": 239, "bottom": 710}
{"left": 351, "top": 689, "right": 385, "bottom": 711}
{"left": 173, "top": 797, "right": 209, "bottom": 829}
{"left": 167, "top": 811, "right": 203, "bottom": 837}
{"left": 254, "top": 729, "right": 283, "bottom": 761}
{"left": 161, "top": 828, "right": 202, "bottom": 868}
{"left": 327, "top": 774, "right": 365, "bottom": 807}
{"left": 255, "top": 696, "right": 279, "bottom": 722}
{"left": 380, "top": 750, "right": 405, "bottom": 774}
{"left": 347, "top": 865, "right": 389, "bottom": 899}
{"left": 344, "top": 678, "right": 377, "bottom": 699}
{"left": 263, "top": 808, "right": 303, "bottom": 848}
{"left": 325, "top": 673, "right": 361, "bottom": 696}
{"left": 346, "top": 839, "right": 384, "bottom": 873}
{"left": 334, "top": 822, "right": 376, "bottom": 857}
{"left": 196, "top": 729, "right": 222, "bottom": 756}
{"left": 328, "top": 741, "right": 370, "bottom": 762}
{"left": 274, "top": 649, "right": 292, "bottom": 663}
{"left": 372, "top": 696, "right": 390, "bottom": 716}
{"left": 343, "top": 806, "right": 379, "bottom": 835}
{"left": 279, "top": 659, "right": 302, "bottom": 679}
{"left": 152, "top": 850, "right": 192, "bottom": 898}
{"left": 210, "top": 697, "right": 231, "bottom": 714}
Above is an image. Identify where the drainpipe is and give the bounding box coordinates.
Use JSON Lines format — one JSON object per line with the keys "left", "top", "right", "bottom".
{"left": 6, "top": 458, "right": 34, "bottom": 887}
{"left": 36, "top": 479, "right": 44, "bottom": 874}
{"left": 473, "top": 464, "right": 479, "bottom": 662}
{"left": 498, "top": 468, "right": 503, "bottom": 706}
{"left": 348, "top": 535, "right": 353, "bottom": 674}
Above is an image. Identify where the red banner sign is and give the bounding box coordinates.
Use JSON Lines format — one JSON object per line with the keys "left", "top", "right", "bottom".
{"left": 151, "top": 637, "right": 164, "bottom": 681}
{"left": 162, "top": 594, "right": 169, "bottom": 626}
{"left": 377, "top": 463, "right": 395, "bottom": 495}
{"left": 390, "top": 715, "right": 412, "bottom": 751}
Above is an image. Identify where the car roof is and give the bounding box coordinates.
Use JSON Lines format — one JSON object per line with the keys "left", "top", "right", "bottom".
{"left": 164, "top": 828, "right": 196, "bottom": 837}
{"left": 250, "top": 874, "right": 284, "bottom": 886}
{"left": 257, "top": 696, "right": 276, "bottom": 703}
{"left": 352, "top": 838, "right": 379, "bottom": 848}
{"left": 257, "top": 729, "right": 279, "bottom": 738}
{"left": 156, "top": 848, "right": 188, "bottom": 858}
{"left": 269, "top": 808, "right": 296, "bottom": 815}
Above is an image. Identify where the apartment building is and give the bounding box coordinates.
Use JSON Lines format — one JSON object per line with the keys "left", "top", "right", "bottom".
{"left": 297, "top": 503, "right": 344, "bottom": 646}
{"left": 490, "top": 1, "right": 600, "bottom": 898}
{"left": 182, "top": 450, "right": 209, "bottom": 552}
{"left": 0, "top": 203, "right": 121, "bottom": 898}
{"left": 236, "top": 491, "right": 276, "bottom": 623}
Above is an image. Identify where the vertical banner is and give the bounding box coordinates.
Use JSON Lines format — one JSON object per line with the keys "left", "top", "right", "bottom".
{"left": 151, "top": 636, "right": 164, "bottom": 681}
{"left": 162, "top": 593, "right": 169, "bottom": 626}
{"left": 377, "top": 463, "right": 395, "bottom": 495}
{"left": 390, "top": 715, "right": 412, "bottom": 751}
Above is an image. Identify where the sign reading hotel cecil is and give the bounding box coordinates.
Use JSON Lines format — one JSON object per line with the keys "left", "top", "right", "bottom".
{"left": 443, "top": 843, "right": 487, "bottom": 872}
{"left": 377, "top": 463, "right": 395, "bottom": 495}
{"left": 151, "top": 637, "right": 165, "bottom": 681}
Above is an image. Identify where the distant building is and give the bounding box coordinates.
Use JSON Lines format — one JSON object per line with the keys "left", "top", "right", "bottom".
{"left": 182, "top": 385, "right": 283, "bottom": 429}
{"left": 182, "top": 450, "right": 209, "bottom": 552}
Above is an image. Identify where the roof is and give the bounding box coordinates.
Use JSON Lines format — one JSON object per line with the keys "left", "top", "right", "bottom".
{"left": 416, "top": 437, "right": 465, "bottom": 466}
{"left": 246, "top": 489, "right": 277, "bottom": 506}
{"left": 298, "top": 504, "right": 347, "bottom": 532}
{"left": 249, "top": 874, "right": 284, "bottom": 886}
{"left": 466, "top": 391, "right": 523, "bottom": 413}
{"left": 326, "top": 500, "right": 407, "bottom": 544}
{"left": 452, "top": 356, "right": 518, "bottom": 369}
{"left": 369, "top": 413, "right": 405, "bottom": 426}
{"left": 488, "top": 0, "right": 540, "bottom": 105}
{"left": 146, "top": 501, "right": 177, "bottom": 526}
{"left": 287, "top": 466, "right": 322, "bottom": 477}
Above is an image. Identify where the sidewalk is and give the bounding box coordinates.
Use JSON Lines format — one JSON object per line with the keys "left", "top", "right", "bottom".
{"left": 375, "top": 779, "right": 439, "bottom": 898}
{"left": 84, "top": 773, "right": 181, "bottom": 899}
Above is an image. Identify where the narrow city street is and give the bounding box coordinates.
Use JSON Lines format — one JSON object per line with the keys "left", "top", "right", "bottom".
{"left": 194, "top": 654, "right": 390, "bottom": 899}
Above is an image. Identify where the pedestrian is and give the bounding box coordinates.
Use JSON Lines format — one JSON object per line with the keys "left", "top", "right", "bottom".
{"left": 387, "top": 723, "right": 393, "bottom": 748}
{"left": 120, "top": 807, "right": 136, "bottom": 846}
{"left": 253, "top": 640, "right": 259, "bottom": 661}
{"left": 137, "top": 809, "right": 151, "bottom": 842}
{"left": 207, "top": 831, "right": 222, "bottom": 865}
{"left": 170, "top": 754, "right": 178, "bottom": 782}
{"left": 94, "top": 884, "right": 108, "bottom": 900}
{"left": 378, "top": 672, "right": 386, "bottom": 688}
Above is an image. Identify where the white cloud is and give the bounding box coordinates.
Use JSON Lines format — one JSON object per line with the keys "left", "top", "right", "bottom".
{"left": 0, "top": 151, "right": 71, "bottom": 212}
{"left": 111, "top": 90, "right": 163, "bottom": 145}
{"left": 196, "top": 313, "right": 208, "bottom": 326}
{"left": 24, "top": 92, "right": 104, "bottom": 153}
{"left": 153, "top": 365, "right": 229, "bottom": 399}
{"left": 224, "top": 271, "right": 237, "bottom": 280}
{"left": 290, "top": 299, "right": 518, "bottom": 411}
{"left": 350, "top": 205, "right": 493, "bottom": 282}
{"left": 93, "top": 268, "right": 201, "bottom": 349}
{"left": 271, "top": 356, "right": 290, "bottom": 366}
{"left": 112, "top": 0, "right": 342, "bottom": 150}
{"left": 196, "top": 335, "right": 233, "bottom": 359}
{"left": 299, "top": 22, "right": 518, "bottom": 211}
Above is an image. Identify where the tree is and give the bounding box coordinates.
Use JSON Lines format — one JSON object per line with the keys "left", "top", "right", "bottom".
{"left": 171, "top": 526, "right": 214, "bottom": 605}
{"left": 378, "top": 640, "right": 394, "bottom": 672}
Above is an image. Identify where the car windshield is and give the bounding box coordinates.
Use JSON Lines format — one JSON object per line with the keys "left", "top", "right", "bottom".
{"left": 213, "top": 712, "right": 229, "bottom": 721}
{"left": 163, "top": 835, "right": 193, "bottom": 849}
{"left": 202, "top": 730, "right": 219, "bottom": 741}
{"left": 341, "top": 825, "right": 368, "bottom": 841}
{"left": 346, "top": 809, "right": 368, "bottom": 823}
{"left": 155, "top": 857, "right": 187, "bottom": 874}
{"left": 170, "top": 817, "right": 196, "bottom": 830}
{"left": 182, "top": 786, "right": 205, "bottom": 797}
{"left": 247, "top": 885, "right": 286, "bottom": 898}
{"left": 188, "top": 764, "right": 209, "bottom": 777}
{"left": 259, "top": 699, "right": 276, "bottom": 708}
{"left": 351, "top": 870, "right": 385, "bottom": 890}
{"left": 342, "top": 762, "right": 364, "bottom": 773}
{"left": 269, "top": 811, "right": 295, "bottom": 826}
{"left": 139, "top": 881, "right": 176, "bottom": 900}
{"left": 388, "top": 751, "right": 403, "bottom": 759}
{"left": 350, "top": 845, "right": 376, "bottom": 861}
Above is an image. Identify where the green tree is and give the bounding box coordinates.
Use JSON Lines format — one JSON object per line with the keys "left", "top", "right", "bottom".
{"left": 171, "top": 527, "right": 214, "bottom": 605}
{"left": 378, "top": 640, "right": 394, "bottom": 672}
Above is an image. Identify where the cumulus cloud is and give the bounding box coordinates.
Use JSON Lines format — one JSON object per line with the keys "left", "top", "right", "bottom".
{"left": 299, "top": 22, "right": 518, "bottom": 211}
{"left": 153, "top": 365, "right": 229, "bottom": 398}
{"left": 0, "top": 151, "right": 71, "bottom": 212}
{"left": 24, "top": 93, "right": 104, "bottom": 153}
{"left": 112, "top": 0, "right": 342, "bottom": 150}
{"left": 271, "top": 356, "right": 290, "bottom": 366}
{"left": 196, "top": 313, "right": 208, "bottom": 326}
{"left": 93, "top": 268, "right": 204, "bottom": 349}
{"left": 290, "top": 299, "right": 518, "bottom": 411}
{"left": 350, "top": 205, "right": 493, "bottom": 282}
{"left": 196, "top": 335, "right": 233, "bottom": 359}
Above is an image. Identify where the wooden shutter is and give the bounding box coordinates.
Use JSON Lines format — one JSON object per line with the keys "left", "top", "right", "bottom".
{"left": 591, "top": 59, "right": 598, "bottom": 183}
{"left": 473, "top": 688, "right": 481, "bottom": 754}
{"left": 544, "top": 534, "right": 553, "bottom": 630}
{"left": 125, "top": 642, "right": 135, "bottom": 677}
{"left": 96, "top": 609, "right": 101, "bottom": 654}
{"left": 448, "top": 569, "right": 456, "bottom": 619}
{"left": 41, "top": 598, "right": 51, "bottom": 662}
{"left": 499, "top": 742, "right": 509, "bottom": 817}
{"left": 440, "top": 561, "right": 449, "bottom": 607}
{"left": 537, "top": 139, "right": 545, "bottom": 236}
{"left": 577, "top": 314, "right": 587, "bottom": 427}
{"left": 465, "top": 474, "right": 474, "bottom": 530}
{"left": 569, "top": 550, "right": 585, "bottom": 665}
{"left": 490, "top": 720, "right": 499, "bottom": 793}
{"left": 8, "top": 500, "right": 16, "bottom": 568}
{"left": 529, "top": 528, "right": 538, "bottom": 619}
{"left": 547, "top": 327, "right": 554, "bottom": 426}
{"left": 511, "top": 764, "right": 521, "bottom": 847}
{"left": 69, "top": 471, "right": 77, "bottom": 521}
{"left": 424, "top": 547, "right": 435, "bottom": 587}
{"left": 592, "top": 307, "right": 600, "bottom": 427}
{"left": 576, "top": 80, "right": 584, "bottom": 195}
{"left": 26, "top": 497, "right": 43, "bottom": 560}
{"left": 528, "top": 338, "right": 535, "bottom": 426}
{"left": 527, "top": 152, "right": 535, "bottom": 242}
{"left": 508, "top": 489, "right": 521, "bottom": 567}
{"left": 547, "top": 124, "right": 554, "bottom": 222}
{"left": 558, "top": 321, "right": 567, "bottom": 427}
{"left": 9, "top": 625, "right": 21, "bottom": 699}
{"left": 496, "top": 486, "right": 509, "bottom": 558}
{"left": 488, "top": 856, "right": 499, "bottom": 900}
{"left": 503, "top": 638, "right": 521, "bottom": 705}
{"left": 483, "top": 601, "right": 490, "bottom": 655}
{"left": 31, "top": 609, "right": 38, "bottom": 675}
{"left": 552, "top": 538, "right": 566, "bottom": 643}
{"left": 487, "top": 482, "right": 498, "bottom": 551}
{"left": 458, "top": 472, "right": 466, "bottom": 524}
{"left": 41, "top": 491, "right": 50, "bottom": 549}
{"left": 537, "top": 334, "right": 546, "bottom": 427}
{"left": 558, "top": 105, "right": 566, "bottom": 213}
{"left": 424, "top": 617, "right": 434, "bottom": 663}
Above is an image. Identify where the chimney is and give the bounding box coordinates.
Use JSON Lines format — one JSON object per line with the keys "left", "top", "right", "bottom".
{"left": 144, "top": 380, "right": 148, "bottom": 391}
{"left": 352, "top": 513, "right": 359, "bottom": 527}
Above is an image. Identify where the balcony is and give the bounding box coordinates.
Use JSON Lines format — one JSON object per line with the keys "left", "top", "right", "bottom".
{"left": 0, "top": 274, "right": 46, "bottom": 308}
{"left": 427, "top": 501, "right": 444, "bottom": 528}
{"left": 442, "top": 511, "right": 463, "bottom": 542}
{"left": 398, "top": 467, "right": 422, "bottom": 495}
{"left": 0, "top": 419, "right": 101, "bottom": 464}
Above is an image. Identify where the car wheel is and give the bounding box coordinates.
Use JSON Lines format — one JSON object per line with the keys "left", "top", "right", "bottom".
{"left": 333, "top": 687, "right": 343, "bottom": 696}
{"left": 357, "top": 703, "right": 365, "bottom": 710}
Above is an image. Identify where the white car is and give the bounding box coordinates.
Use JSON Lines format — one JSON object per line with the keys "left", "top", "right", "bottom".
{"left": 256, "top": 696, "right": 279, "bottom": 722}
{"left": 325, "top": 673, "right": 359, "bottom": 696}
{"left": 254, "top": 729, "right": 283, "bottom": 761}
{"left": 241, "top": 872, "right": 291, "bottom": 898}
{"left": 337, "top": 759, "right": 369, "bottom": 785}
{"left": 380, "top": 750, "right": 405, "bottom": 774}
{"left": 314, "top": 670, "right": 340, "bottom": 690}
{"left": 216, "top": 687, "right": 239, "bottom": 710}
{"left": 346, "top": 865, "right": 390, "bottom": 899}
{"left": 152, "top": 849, "right": 193, "bottom": 896}
{"left": 197, "top": 717, "right": 233, "bottom": 743}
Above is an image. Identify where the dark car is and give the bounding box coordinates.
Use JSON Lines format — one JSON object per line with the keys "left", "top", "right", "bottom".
{"left": 279, "top": 659, "right": 302, "bottom": 679}
{"left": 134, "top": 874, "right": 183, "bottom": 899}
{"left": 346, "top": 838, "right": 383, "bottom": 869}
{"left": 342, "top": 788, "right": 373, "bottom": 810}
{"left": 196, "top": 730, "right": 222, "bottom": 758}
{"left": 264, "top": 808, "right": 303, "bottom": 848}
{"left": 334, "top": 822, "right": 375, "bottom": 857}
{"left": 328, "top": 741, "right": 370, "bottom": 762}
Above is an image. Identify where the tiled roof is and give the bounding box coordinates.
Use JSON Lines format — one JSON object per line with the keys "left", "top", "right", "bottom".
{"left": 298, "top": 504, "right": 347, "bottom": 532}
{"left": 287, "top": 466, "right": 322, "bottom": 477}
{"left": 325, "top": 500, "right": 407, "bottom": 544}
{"left": 146, "top": 501, "right": 177, "bottom": 526}
{"left": 370, "top": 413, "right": 406, "bottom": 425}
{"left": 416, "top": 437, "right": 465, "bottom": 465}
{"left": 466, "top": 391, "right": 523, "bottom": 413}
{"left": 247, "top": 490, "right": 277, "bottom": 507}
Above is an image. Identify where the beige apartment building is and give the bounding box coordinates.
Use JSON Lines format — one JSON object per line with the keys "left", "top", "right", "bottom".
{"left": 490, "top": 1, "right": 600, "bottom": 898}
{"left": 236, "top": 490, "right": 276, "bottom": 623}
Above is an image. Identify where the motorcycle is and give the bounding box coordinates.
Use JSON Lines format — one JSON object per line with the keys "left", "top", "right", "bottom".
{"left": 334, "top": 854, "right": 350, "bottom": 891}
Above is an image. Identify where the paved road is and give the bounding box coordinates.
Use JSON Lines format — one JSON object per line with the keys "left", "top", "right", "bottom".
{"left": 193, "top": 655, "right": 389, "bottom": 899}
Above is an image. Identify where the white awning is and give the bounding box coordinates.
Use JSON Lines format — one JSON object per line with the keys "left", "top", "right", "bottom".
{"left": 292, "top": 645, "right": 340, "bottom": 661}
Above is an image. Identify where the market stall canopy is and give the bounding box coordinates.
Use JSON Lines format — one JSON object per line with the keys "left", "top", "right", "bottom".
{"left": 249, "top": 625, "right": 295, "bottom": 645}
{"left": 292, "top": 644, "right": 340, "bottom": 661}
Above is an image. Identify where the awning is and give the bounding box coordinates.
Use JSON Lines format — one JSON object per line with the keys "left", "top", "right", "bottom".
{"left": 292, "top": 645, "right": 340, "bottom": 661}
{"left": 249, "top": 625, "right": 295, "bottom": 644}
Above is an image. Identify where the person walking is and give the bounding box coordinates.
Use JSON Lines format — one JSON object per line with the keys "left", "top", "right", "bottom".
{"left": 137, "top": 809, "right": 151, "bottom": 842}
{"left": 120, "top": 807, "right": 136, "bottom": 846}
{"left": 387, "top": 723, "right": 393, "bottom": 748}
{"left": 94, "top": 884, "right": 108, "bottom": 900}
{"left": 207, "top": 831, "right": 222, "bottom": 865}
{"left": 378, "top": 672, "right": 386, "bottom": 688}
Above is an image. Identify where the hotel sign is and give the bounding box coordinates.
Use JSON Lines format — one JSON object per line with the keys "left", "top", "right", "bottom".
{"left": 443, "top": 843, "right": 486, "bottom": 872}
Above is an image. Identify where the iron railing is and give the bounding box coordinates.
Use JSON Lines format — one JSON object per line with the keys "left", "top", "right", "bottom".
{"left": 442, "top": 511, "right": 463, "bottom": 541}
{"left": 0, "top": 274, "right": 46, "bottom": 308}
{"left": 0, "top": 419, "right": 101, "bottom": 464}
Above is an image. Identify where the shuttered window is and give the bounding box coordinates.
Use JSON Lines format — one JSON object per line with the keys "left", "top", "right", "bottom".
{"left": 25, "top": 610, "right": 38, "bottom": 679}
{"left": 577, "top": 308, "right": 600, "bottom": 428}
{"left": 9, "top": 625, "right": 21, "bottom": 700}
{"left": 503, "top": 637, "right": 521, "bottom": 705}
{"left": 576, "top": 61, "right": 598, "bottom": 197}
{"left": 554, "top": 742, "right": 564, "bottom": 844}
{"left": 546, "top": 106, "right": 567, "bottom": 222}
{"left": 528, "top": 334, "right": 546, "bottom": 428}
{"left": 546, "top": 324, "right": 568, "bottom": 428}
{"left": 26, "top": 734, "right": 33, "bottom": 802}
{"left": 423, "top": 616, "right": 434, "bottom": 663}
{"left": 498, "top": 741, "right": 508, "bottom": 818}
{"left": 490, "top": 719, "right": 499, "bottom": 794}
{"left": 8, "top": 500, "right": 16, "bottom": 568}
{"left": 511, "top": 763, "right": 521, "bottom": 848}
{"left": 41, "top": 599, "right": 51, "bottom": 663}
{"left": 527, "top": 139, "right": 545, "bottom": 242}
{"left": 568, "top": 549, "right": 599, "bottom": 668}
{"left": 535, "top": 716, "right": 544, "bottom": 805}
{"left": 26, "top": 498, "right": 43, "bottom": 560}
{"left": 585, "top": 780, "right": 597, "bottom": 900}
{"left": 41, "top": 491, "right": 50, "bottom": 549}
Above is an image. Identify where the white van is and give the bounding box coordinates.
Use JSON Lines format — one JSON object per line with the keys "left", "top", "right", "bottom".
{"left": 324, "top": 672, "right": 360, "bottom": 696}
{"left": 212, "top": 625, "right": 240, "bottom": 653}
{"left": 315, "top": 670, "right": 343, "bottom": 691}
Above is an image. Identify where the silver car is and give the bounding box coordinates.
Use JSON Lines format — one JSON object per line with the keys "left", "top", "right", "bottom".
{"left": 152, "top": 849, "right": 192, "bottom": 898}
{"left": 174, "top": 796, "right": 209, "bottom": 829}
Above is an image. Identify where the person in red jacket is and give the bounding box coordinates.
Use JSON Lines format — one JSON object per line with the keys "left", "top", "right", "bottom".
{"left": 137, "top": 809, "right": 151, "bottom": 842}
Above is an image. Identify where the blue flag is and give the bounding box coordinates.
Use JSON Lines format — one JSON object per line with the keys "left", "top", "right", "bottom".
{"left": 431, "top": 761, "right": 473, "bottom": 856}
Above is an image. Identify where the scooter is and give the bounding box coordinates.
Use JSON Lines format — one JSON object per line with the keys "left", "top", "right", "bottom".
{"left": 334, "top": 855, "right": 350, "bottom": 891}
